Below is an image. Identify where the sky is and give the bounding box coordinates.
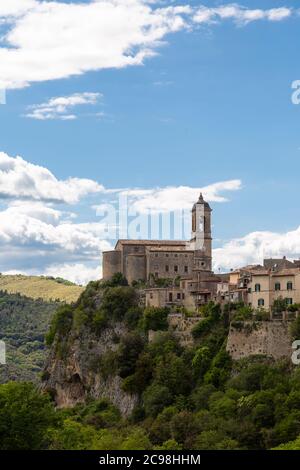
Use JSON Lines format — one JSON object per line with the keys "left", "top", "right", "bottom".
{"left": 1, "top": 0, "right": 300, "bottom": 284}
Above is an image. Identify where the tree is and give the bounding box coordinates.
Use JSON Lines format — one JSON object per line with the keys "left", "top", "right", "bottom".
{"left": 0, "top": 382, "right": 56, "bottom": 450}
{"left": 140, "top": 307, "right": 169, "bottom": 332}
{"left": 102, "top": 273, "right": 129, "bottom": 287}
{"left": 154, "top": 352, "right": 193, "bottom": 396}
{"left": 117, "top": 333, "right": 145, "bottom": 378}
{"left": 192, "top": 346, "right": 211, "bottom": 378}
{"left": 49, "top": 418, "right": 99, "bottom": 450}
{"left": 170, "top": 411, "right": 199, "bottom": 447}
{"left": 143, "top": 384, "right": 172, "bottom": 417}
{"left": 100, "top": 286, "right": 137, "bottom": 321}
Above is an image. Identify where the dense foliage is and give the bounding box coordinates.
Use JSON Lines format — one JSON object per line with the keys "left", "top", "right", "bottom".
{"left": 0, "top": 291, "right": 61, "bottom": 383}
{"left": 3, "top": 276, "right": 300, "bottom": 450}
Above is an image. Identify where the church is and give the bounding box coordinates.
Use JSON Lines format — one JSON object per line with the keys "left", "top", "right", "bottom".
{"left": 102, "top": 193, "right": 220, "bottom": 311}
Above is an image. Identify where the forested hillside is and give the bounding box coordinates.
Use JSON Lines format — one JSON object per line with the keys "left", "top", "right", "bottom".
{"left": 0, "top": 291, "right": 61, "bottom": 383}
{"left": 31, "top": 275, "right": 300, "bottom": 450}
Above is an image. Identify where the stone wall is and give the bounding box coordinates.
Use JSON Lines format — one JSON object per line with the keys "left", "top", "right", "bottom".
{"left": 226, "top": 321, "right": 293, "bottom": 361}
{"left": 146, "top": 250, "right": 194, "bottom": 280}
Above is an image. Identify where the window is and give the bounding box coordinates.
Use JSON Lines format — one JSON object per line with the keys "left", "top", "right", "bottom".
{"left": 248, "top": 288, "right": 252, "bottom": 293}
{"left": 255, "top": 283, "right": 261, "bottom": 292}
{"left": 182, "top": 281, "right": 186, "bottom": 288}
{"left": 134, "top": 247, "right": 139, "bottom": 252}
{"left": 182, "top": 293, "right": 185, "bottom": 300}
{"left": 184, "top": 266, "right": 188, "bottom": 273}
{"left": 155, "top": 253, "right": 158, "bottom": 257}
{"left": 275, "top": 282, "right": 281, "bottom": 291}
{"left": 177, "top": 293, "right": 181, "bottom": 300}
{"left": 166, "top": 254, "right": 169, "bottom": 258}
{"left": 174, "top": 265, "right": 178, "bottom": 273}
{"left": 258, "top": 298, "right": 265, "bottom": 307}
{"left": 149, "top": 292, "right": 153, "bottom": 299}
{"left": 175, "top": 254, "right": 178, "bottom": 257}
{"left": 286, "top": 298, "right": 293, "bottom": 305}
{"left": 287, "top": 282, "right": 293, "bottom": 291}
{"left": 165, "top": 265, "right": 169, "bottom": 272}
{"left": 169, "top": 293, "right": 173, "bottom": 302}
{"left": 155, "top": 272, "right": 158, "bottom": 278}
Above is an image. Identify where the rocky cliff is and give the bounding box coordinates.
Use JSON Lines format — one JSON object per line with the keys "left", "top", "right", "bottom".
{"left": 41, "top": 282, "right": 139, "bottom": 417}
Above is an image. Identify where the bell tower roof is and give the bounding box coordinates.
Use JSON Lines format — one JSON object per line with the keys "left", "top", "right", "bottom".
{"left": 192, "top": 192, "right": 212, "bottom": 211}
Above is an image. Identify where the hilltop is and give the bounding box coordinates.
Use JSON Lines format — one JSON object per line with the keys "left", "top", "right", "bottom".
{"left": 0, "top": 274, "right": 84, "bottom": 303}
{"left": 0, "top": 275, "right": 83, "bottom": 384}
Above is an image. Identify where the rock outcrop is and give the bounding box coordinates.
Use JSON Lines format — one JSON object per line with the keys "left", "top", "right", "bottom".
{"left": 41, "top": 322, "right": 139, "bottom": 417}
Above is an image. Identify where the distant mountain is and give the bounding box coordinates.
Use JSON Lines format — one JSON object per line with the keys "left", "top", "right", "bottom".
{"left": 0, "top": 274, "right": 84, "bottom": 303}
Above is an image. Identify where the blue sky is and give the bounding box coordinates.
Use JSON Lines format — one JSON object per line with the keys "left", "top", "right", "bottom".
{"left": 0, "top": 0, "right": 300, "bottom": 283}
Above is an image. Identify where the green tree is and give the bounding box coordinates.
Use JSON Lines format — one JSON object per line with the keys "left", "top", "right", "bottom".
{"left": 117, "top": 332, "right": 145, "bottom": 378}
{"left": 100, "top": 286, "right": 137, "bottom": 321}
{"left": 0, "top": 382, "right": 56, "bottom": 450}
{"left": 140, "top": 307, "right": 169, "bottom": 332}
{"left": 143, "top": 384, "right": 172, "bottom": 417}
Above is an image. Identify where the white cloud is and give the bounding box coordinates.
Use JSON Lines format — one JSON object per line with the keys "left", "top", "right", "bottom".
{"left": 25, "top": 92, "right": 102, "bottom": 120}
{"left": 0, "top": 152, "right": 104, "bottom": 203}
{"left": 0, "top": 0, "right": 36, "bottom": 18}
{"left": 0, "top": 205, "right": 111, "bottom": 255}
{"left": 0, "top": 0, "right": 191, "bottom": 89}
{"left": 44, "top": 262, "right": 102, "bottom": 285}
{"left": 213, "top": 226, "right": 300, "bottom": 272}
{"left": 119, "top": 179, "right": 242, "bottom": 213}
{"left": 0, "top": 1, "right": 294, "bottom": 90}
{"left": 193, "top": 5, "right": 292, "bottom": 26}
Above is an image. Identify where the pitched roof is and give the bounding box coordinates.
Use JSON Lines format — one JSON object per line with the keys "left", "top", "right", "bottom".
{"left": 115, "top": 239, "right": 187, "bottom": 249}
{"left": 264, "top": 258, "right": 295, "bottom": 271}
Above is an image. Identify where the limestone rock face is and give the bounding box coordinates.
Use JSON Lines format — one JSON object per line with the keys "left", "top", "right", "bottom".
{"left": 41, "top": 323, "right": 139, "bottom": 417}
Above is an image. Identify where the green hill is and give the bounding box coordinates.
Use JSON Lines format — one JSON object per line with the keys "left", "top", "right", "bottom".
{"left": 0, "top": 291, "right": 62, "bottom": 383}
{"left": 0, "top": 274, "right": 84, "bottom": 303}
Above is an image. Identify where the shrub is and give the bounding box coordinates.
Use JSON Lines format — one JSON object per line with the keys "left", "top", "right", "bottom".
{"left": 117, "top": 333, "right": 145, "bottom": 378}
{"left": 45, "top": 305, "right": 73, "bottom": 346}
{"left": 143, "top": 384, "right": 172, "bottom": 417}
{"left": 139, "top": 307, "right": 169, "bottom": 332}
{"left": 0, "top": 382, "right": 57, "bottom": 450}
{"left": 101, "top": 287, "right": 137, "bottom": 321}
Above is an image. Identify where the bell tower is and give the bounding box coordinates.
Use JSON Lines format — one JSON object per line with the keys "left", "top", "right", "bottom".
{"left": 190, "top": 193, "right": 212, "bottom": 272}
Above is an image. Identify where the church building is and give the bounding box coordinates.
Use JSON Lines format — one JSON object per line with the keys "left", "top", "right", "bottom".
{"left": 102, "top": 193, "right": 219, "bottom": 311}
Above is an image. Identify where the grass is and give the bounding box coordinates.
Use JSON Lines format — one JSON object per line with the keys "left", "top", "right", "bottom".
{"left": 0, "top": 275, "right": 84, "bottom": 303}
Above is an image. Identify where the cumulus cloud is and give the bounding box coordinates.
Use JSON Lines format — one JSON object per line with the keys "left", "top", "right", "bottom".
{"left": 213, "top": 227, "right": 300, "bottom": 272}
{"left": 0, "top": 152, "right": 104, "bottom": 203}
{"left": 0, "top": 201, "right": 112, "bottom": 284}
{"left": 0, "top": 0, "right": 36, "bottom": 18}
{"left": 44, "top": 262, "right": 102, "bottom": 286}
{"left": 25, "top": 92, "right": 102, "bottom": 120}
{"left": 0, "top": 0, "right": 191, "bottom": 89}
{"left": 0, "top": 1, "right": 294, "bottom": 90}
{"left": 193, "top": 5, "right": 292, "bottom": 26}
{"left": 119, "top": 179, "right": 242, "bottom": 213}
{"left": 0, "top": 205, "right": 111, "bottom": 254}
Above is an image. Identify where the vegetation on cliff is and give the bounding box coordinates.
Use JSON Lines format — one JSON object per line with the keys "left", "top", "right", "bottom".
{"left": 2, "top": 275, "right": 300, "bottom": 450}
